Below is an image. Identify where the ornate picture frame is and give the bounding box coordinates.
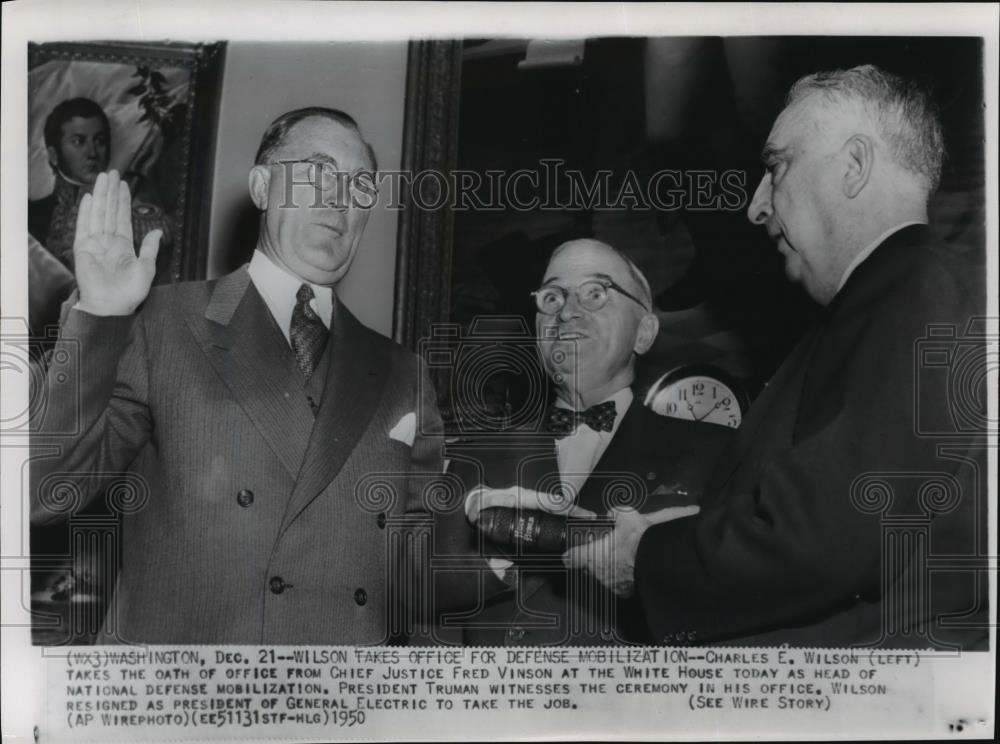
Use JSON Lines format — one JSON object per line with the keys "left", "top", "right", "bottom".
{"left": 26, "top": 40, "right": 225, "bottom": 645}
{"left": 27, "top": 41, "right": 225, "bottom": 319}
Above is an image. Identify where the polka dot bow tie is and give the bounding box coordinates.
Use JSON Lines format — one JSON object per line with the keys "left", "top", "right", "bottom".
{"left": 546, "top": 401, "right": 617, "bottom": 437}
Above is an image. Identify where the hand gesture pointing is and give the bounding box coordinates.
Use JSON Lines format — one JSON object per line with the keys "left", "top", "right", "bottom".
{"left": 73, "top": 171, "right": 162, "bottom": 316}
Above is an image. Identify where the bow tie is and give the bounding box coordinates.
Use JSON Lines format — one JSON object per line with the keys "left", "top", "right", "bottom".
{"left": 546, "top": 401, "right": 617, "bottom": 437}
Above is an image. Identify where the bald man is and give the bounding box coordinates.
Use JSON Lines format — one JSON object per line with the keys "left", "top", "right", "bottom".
{"left": 426, "top": 239, "right": 733, "bottom": 646}
{"left": 567, "top": 66, "right": 988, "bottom": 649}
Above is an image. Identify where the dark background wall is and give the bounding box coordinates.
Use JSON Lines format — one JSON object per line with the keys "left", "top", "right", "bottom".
{"left": 450, "top": 36, "right": 986, "bottom": 398}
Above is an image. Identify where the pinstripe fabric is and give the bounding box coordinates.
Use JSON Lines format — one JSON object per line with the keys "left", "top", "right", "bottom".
{"left": 31, "top": 266, "right": 443, "bottom": 645}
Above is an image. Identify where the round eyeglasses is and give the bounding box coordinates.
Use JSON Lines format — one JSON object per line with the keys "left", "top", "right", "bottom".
{"left": 531, "top": 279, "right": 648, "bottom": 315}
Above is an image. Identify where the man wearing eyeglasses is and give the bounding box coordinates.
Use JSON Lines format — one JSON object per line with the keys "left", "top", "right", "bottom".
{"left": 31, "top": 107, "right": 442, "bottom": 645}
{"left": 428, "top": 238, "right": 732, "bottom": 645}
{"left": 563, "top": 66, "right": 988, "bottom": 650}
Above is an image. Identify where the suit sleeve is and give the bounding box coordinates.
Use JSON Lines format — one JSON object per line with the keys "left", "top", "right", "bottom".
{"left": 635, "top": 252, "right": 981, "bottom": 644}
{"left": 406, "top": 360, "right": 445, "bottom": 516}
{"left": 404, "top": 416, "right": 513, "bottom": 637}
{"left": 30, "top": 306, "right": 152, "bottom": 526}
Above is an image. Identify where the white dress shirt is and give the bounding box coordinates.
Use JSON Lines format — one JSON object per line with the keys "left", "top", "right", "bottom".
{"left": 247, "top": 250, "right": 333, "bottom": 345}
{"left": 480, "top": 386, "right": 633, "bottom": 578}
{"left": 554, "top": 386, "right": 633, "bottom": 501}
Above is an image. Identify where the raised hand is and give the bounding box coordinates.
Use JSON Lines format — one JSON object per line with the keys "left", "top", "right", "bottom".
{"left": 73, "top": 171, "right": 162, "bottom": 316}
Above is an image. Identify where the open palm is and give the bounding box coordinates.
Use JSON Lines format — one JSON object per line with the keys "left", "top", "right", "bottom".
{"left": 74, "top": 171, "right": 162, "bottom": 316}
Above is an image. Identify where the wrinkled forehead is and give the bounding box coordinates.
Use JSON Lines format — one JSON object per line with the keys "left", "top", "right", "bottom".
{"left": 769, "top": 91, "right": 860, "bottom": 151}
{"left": 543, "top": 241, "right": 633, "bottom": 288}
{"left": 273, "top": 115, "right": 370, "bottom": 168}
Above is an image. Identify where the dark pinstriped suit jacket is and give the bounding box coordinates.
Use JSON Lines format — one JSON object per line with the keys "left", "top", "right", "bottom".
{"left": 31, "top": 267, "right": 442, "bottom": 644}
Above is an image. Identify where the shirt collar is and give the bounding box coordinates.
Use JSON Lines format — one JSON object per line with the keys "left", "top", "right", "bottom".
{"left": 55, "top": 168, "right": 92, "bottom": 189}
{"left": 247, "top": 250, "right": 334, "bottom": 341}
{"left": 836, "top": 221, "right": 926, "bottom": 295}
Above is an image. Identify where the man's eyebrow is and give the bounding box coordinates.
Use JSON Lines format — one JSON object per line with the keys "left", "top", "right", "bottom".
{"left": 760, "top": 144, "right": 787, "bottom": 163}
{"left": 540, "top": 272, "right": 616, "bottom": 286}
{"left": 282, "top": 152, "right": 340, "bottom": 167}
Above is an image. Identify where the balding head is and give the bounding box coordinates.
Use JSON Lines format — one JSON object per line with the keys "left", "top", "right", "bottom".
{"left": 535, "top": 239, "right": 659, "bottom": 409}
{"left": 547, "top": 239, "right": 653, "bottom": 310}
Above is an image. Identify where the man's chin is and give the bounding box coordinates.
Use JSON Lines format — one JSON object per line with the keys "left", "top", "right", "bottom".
{"left": 297, "top": 246, "right": 356, "bottom": 282}
{"left": 782, "top": 255, "right": 802, "bottom": 283}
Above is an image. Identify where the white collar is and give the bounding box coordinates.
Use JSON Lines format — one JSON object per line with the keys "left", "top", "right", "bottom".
{"left": 836, "top": 221, "right": 926, "bottom": 294}
{"left": 247, "top": 250, "right": 334, "bottom": 344}
{"left": 56, "top": 168, "right": 93, "bottom": 189}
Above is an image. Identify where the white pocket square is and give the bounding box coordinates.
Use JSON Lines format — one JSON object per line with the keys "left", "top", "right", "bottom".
{"left": 389, "top": 412, "right": 417, "bottom": 447}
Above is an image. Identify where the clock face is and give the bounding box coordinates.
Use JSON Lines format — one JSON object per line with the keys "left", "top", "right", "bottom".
{"left": 650, "top": 374, "right": 743, "bottom": 428}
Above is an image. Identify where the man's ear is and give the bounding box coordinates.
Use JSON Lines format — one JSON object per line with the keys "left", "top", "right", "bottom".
{"left": 46, "top": 145, "right": 60, "bottom": 171}
{"left": 843, "top": 134, "right": 874, "bottom": 199}
{"left": 633, "top": 313, "right": 660, "bottom": 355}
{"left": 248, "top": 165, "right": 270, "bottom": 210}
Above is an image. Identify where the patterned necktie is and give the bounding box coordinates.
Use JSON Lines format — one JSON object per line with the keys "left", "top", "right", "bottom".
{"left": 546, "top": 401, "right": 617, "bottom": 438}
{"left": 289, "top": 284, "right": 328, "bottom": 379}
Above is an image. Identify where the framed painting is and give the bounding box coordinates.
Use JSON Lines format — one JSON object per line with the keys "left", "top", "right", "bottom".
{"left": 26, "top": 40, "right": 225, "bottom": 645}
{"left": 26, "top": 41, "right": 225, "bottom": 343}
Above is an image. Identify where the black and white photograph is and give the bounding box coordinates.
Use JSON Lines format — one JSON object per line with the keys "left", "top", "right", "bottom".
{"left": 1, "top": 2, "right": 996, "bottom": 742}
{"left": 26, "top": 41, "right": 224, "bottom": 351}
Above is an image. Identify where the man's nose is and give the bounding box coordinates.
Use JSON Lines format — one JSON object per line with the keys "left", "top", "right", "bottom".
{"left": 557, "top": 292, "right": 584, "bottom": 322}
{"left": 83, "top": 138, "right": 99, "bottom": 159}
{"left": 747, "top": 173, "right": 773, "bottom": 225}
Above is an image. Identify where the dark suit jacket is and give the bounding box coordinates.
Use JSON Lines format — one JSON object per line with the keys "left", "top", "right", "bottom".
{"left": 636, "top": 225, "right": 988, "bottom": 649}
{"left": 31, "top": 267, "right": 442, "bottom": 644}
{"left": 430, "top": 399, "right": 733, "bottom": 646}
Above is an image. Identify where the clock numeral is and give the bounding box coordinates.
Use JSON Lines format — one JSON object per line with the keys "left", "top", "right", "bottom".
{"left": 693, "top": 382, "right": 705, "bottom": 395}
{"left": 666, "top": 402, "right": 678, "bottom": 414}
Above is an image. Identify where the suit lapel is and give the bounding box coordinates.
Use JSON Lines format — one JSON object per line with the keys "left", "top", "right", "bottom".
{"left": 575, "top": 399, "right": 652, "bottom": 514}
{"left": 279, "top": 296, "right": 390, "bottom": 533}
{"left": 185, "top": 267, "right": 314, "bottom": 478}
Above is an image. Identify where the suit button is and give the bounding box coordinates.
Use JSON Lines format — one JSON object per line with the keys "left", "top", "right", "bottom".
{"left": 354, "top": 588, "right": 367, "bottom": 606}
{"left": 269, "top": 576, "right": 287, "bottom": 594}
{"left": 376, "top": 513, "right": 387, "bottom": 529}
{"left": 237, "top": 489, "right": 254, "bottom": 507}
{"left": 508, "top": 626, "right": 525, "bottom": 641}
